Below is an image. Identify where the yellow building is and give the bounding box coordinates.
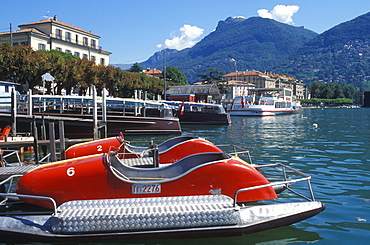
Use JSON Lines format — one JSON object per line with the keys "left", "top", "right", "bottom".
{"left": 224, "top": 71, "right": 276, "bottom": 88}
{"left": 224, "top": 71, "right": 308, "bottom": 99}
{"left": 0, "top": 16, "right": 111, "bottom": 65}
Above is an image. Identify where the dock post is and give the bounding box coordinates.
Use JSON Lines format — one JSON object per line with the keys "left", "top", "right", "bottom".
{"left": 40, "top": 114, "right": 47, "bottom": 157}
{"left": 27, "top": 89, "right": 32, "bottom": 116}
{"left": 49, "top": 122, "right": 57, "bottom": 162}
{"left": 41, "top": 114, "right": 46, "bottom": 140}
{"left": 32, "top": 116, "right": 39, "bottom": 164}
{"left": 59, "top": 121, "right": 66, "bottom": 160}
{"left": 92, "top": 85, "right": 98, "bottom": 140}
{"left": 10, "top": 87, "right": 17, "bottom": 136}
{"left": 101, "top": 88, "right": 107, "bottom": 138}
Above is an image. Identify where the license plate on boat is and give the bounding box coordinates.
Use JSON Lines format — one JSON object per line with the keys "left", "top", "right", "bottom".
{"left": 132, "top": 184, "right": 161, "bottom": 194}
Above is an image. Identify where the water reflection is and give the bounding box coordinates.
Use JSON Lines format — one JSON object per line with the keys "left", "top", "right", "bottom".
{"left": 125, "top": 108, "right": 370, "bottom": 244}
{"left": 88, "top": 226, "right": 321, "bottom": 245}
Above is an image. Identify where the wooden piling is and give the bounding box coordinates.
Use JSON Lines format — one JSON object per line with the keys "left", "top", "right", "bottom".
{"left": 49, "top": 122, "right": 57, "bottom": 162}
{"left": 59, "top": 121, "right": 66, "bottom": 160}
{"left": 32, "top": 116, "right": 39, "bottom": 164}
{"left": 10, "top": 87, "right": 17, "bottom": 137}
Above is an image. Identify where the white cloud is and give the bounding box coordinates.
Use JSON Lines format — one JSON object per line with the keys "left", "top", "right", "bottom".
{"left": 257, "top": 5, "right": 299, "bottom": 24}
{"left": 233, "top": 16, "right": 246, "bottom": 20}
{"left": 157, "top": 24, "right": 204, "bottom": 50}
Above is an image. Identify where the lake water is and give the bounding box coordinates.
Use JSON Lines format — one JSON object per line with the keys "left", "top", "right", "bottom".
{"left": 122, "top": 107, "right": 370, "bottom": 245}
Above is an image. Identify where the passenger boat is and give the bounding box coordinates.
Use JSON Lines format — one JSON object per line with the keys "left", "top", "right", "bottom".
{"left": 163, "top": 101, "right": 231, "bottom": 125}
{"left": 228, "top": 88, "right": 301, "bottom": 116}
{"left": 0, "top": 94, "right": 181, "bottom": 138}
{"left": 65, "top": 133, "right": 223, "bottom": 164}
{"left": 0, "top": 137, "right": 324, "bottom": 242}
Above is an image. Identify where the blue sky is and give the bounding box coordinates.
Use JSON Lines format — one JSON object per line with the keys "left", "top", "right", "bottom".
{"left": 1, "top": 0, "right": 370, "bottom": 64}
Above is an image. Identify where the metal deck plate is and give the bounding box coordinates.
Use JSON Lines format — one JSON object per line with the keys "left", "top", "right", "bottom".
{"left": 51, "top": 195, "right": 240, "bottom": 234}
{"left": 122, "top": 157, "right": 154, "bottom": 167}
{"left": 0, "top": 165, "right": 39, "bottom": 180}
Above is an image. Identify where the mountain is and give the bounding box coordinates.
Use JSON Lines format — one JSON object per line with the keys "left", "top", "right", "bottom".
{"left": 110, "top": 63, "right": 132, "bottom": 70}
{"left": 140, "top": 17, "right": 318, "bottom": 83}
{"left": 272, "top": 12, "right": 370, "bottom": 88}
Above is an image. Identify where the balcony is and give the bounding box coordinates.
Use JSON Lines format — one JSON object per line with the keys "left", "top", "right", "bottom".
{"left": 50, "top": 33, "right": 102, "bottom": 51}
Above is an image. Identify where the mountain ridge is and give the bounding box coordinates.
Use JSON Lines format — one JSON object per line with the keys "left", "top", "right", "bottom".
{"left": 139, "top": 16, "right": 317, "bottom": 83}
{"left": 115, "top": 12, "right": 370, "bottom": 88}
{"left": 272, "top": 11, "right": 370, "bottom": 88}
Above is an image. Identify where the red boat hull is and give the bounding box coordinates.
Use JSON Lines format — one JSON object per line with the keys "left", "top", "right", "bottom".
{"left": 65, "top": 136, "right": 122, "bottom": 159}
{"left": 65, "top": 135, "right": 223, "bottom": 164}
{"left": 17, "top": 153, "right": 277, "bottom": 209}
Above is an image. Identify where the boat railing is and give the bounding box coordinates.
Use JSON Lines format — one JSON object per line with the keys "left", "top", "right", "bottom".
{"left": 216, "top": 144, "right": 253, "bottom": 164}
{"left": 0, "top": 175, "right": 58, "bottom": 215}
{"left": 1, "top": 162, "right": 316, "bottom": 215}
{"left": 1, "top": 149, "right": 23, "bottom": 167}
{"left": 233, "top": 163, "right": 315, "bottom": 207}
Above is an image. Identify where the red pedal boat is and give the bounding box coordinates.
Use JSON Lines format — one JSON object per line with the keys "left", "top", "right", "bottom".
{"left": 16, "top": 151, "right": 277, "bottom": 209}
{"left": 65, "top": 133, "right": 223, "bottom": 164}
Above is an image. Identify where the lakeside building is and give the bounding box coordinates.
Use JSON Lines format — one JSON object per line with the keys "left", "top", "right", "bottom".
{"left": 166, "top": 84, "right": 220, "bottom": 103}
{"left": 143, "top": 68, "right": 162, "bottom": 78}
{"left": 224, "top": 71, "right": 276, "bottom": 88}
{"left": 0, "top": 16, "right": 111, "bottom": 65}
{"left": 224, "top": 71, "right": 309, "bottom": 99}
{"left": 216, "top": 80, "right": 255, "bottom": 104}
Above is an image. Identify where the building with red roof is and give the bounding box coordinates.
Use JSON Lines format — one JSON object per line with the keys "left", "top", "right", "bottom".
{"left": 224, "top": 71, "right": 308, "bottom": 99}
{"left": 143, "top": 68, "right": 162, "bottom": 78}
{"left": 0, "top": 16, "right": 111, "bottom": 65}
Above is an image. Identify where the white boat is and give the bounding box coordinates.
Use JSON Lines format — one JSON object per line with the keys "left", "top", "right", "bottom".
{"left": 228, "top": 88, "right": 301, "bottom": 116}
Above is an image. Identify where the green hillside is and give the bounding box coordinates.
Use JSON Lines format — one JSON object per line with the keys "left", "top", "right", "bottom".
{"left": 273, "top": 12, "right": 370, "bottom": 89}
{"left": 141, "top": 17, "right": 317, "bottom": 83}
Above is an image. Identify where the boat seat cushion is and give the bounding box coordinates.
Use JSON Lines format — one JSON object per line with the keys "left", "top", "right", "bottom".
{"left": 109, "top": 152, "right": 229, "bottom": 179}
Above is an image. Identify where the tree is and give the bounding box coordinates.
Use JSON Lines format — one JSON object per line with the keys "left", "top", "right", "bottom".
{"left": 129, "top": 62, "right": 143, "bottom": 73}
{"left": 165, "top": 67, "right": 188, "bottom": 85}
{"left": 195, "top": 68, "right": 224, "bottom": 83}
{"left": 41, "top": 49, "right": 77, "bottom": 94}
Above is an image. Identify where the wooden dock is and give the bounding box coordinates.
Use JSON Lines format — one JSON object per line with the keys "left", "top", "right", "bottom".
{"left": 0, "top": 138, "right": 93, "bottom": 148}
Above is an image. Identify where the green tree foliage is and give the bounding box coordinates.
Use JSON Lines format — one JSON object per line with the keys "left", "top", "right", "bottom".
{"left": 308, "top": 81, "right": 363, "bottom": 105}
{"left": 195, "top": 68, "right": 224, "bottom": 83}
{"left": 299, "top": 98, "right": 354, "bottom": 106}
{"left": 0, "top": 43, "right": 165, "bottom": 97}
{"left": 196, "top": 68, "right": 228, "bottom": 94}
{"left": 274, "top": 12, "right": 370, "bottom": 89}
{"left": 129, "top": 62, "right": 143, "bottom": 73}
{"left": 165, "top": 66, "right": 188, "bottom": 85}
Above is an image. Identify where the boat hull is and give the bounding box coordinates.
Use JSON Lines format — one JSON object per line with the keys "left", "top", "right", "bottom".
{"left": 0, "top": 112, "right": 181, "bottom": 138}
{"left": 65, "top": 135, "right": 223, "bottom": 163}
{"left": 177, "top": 112, "right": 231, "bottom": 124}
{"left": 229, "top": 107, "right": 300, "bottom": 116}
{"left": 16, "top": 153, "right": 277, "bottom": 209}
{"left": 0, "top": 200, "right": 325, "bottom": 243}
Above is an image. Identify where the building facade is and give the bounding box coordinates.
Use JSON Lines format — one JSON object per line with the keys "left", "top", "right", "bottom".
{"left": 166, "top": 84, "right": 221, "bottom": 103}
{"left": 224, "top": 71, "right": 276, "bottom": 88}
{"left": 143, "top": 68, "right": 162, "bottom": 78}
{"left": 220, "top": 80, "right": 255, "bottom": 104}
{"left": 224, "top": 71, "right": 309, "bottom": 99}
{"left": 0, "top": 17, "right": 111, "bottom": 65}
